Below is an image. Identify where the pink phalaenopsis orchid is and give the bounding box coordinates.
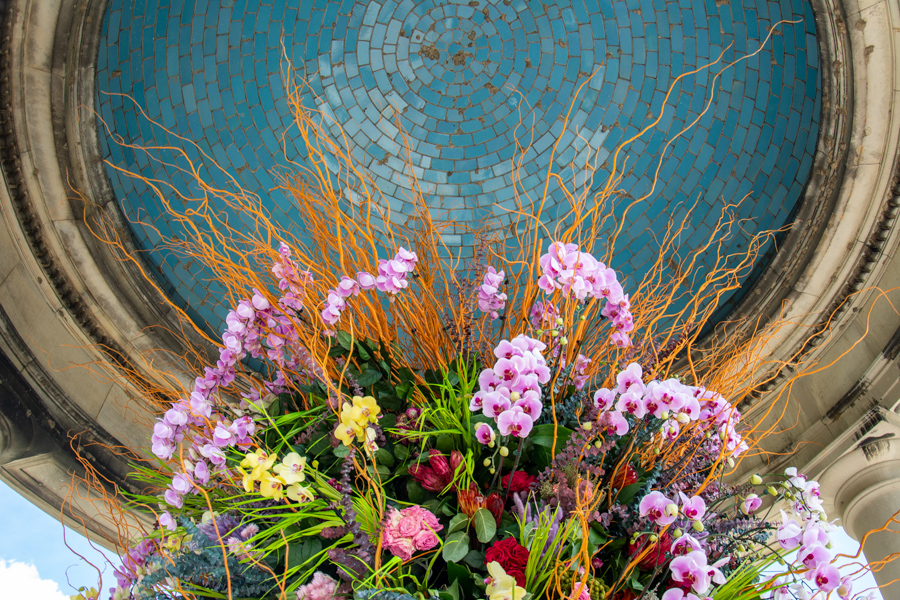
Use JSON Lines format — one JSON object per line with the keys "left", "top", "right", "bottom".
{"left": 639, "top": 491, "right": 678, "bottom": 526}
{"left": 669, "top": 550, "right": 713, "bottom": 594}
{"left": 679, "top": 492, "right": 707, "bottom": 521}
{"left": 497, "top": 406, "right": 534, "bottom": 438}
{"left": 741, "top": 493, "right": 762, "bottom": 515}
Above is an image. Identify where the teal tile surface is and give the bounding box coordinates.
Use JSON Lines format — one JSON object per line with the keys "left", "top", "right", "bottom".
{"left": 97, "top": 0, "right": 820, "bottom": 332}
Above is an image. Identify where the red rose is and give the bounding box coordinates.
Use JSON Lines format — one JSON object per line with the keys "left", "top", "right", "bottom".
{"left": 627, "top": 532, "right": 672, "bottom": 570}
{"left": 484, "top": 537, "right": 530, "bottom": 587}
{"left": 501, "top": 471, "right": 537, "bottom": 494}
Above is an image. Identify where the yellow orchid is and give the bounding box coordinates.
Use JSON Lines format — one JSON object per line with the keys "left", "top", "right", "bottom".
{"left": 241, "top": 449, "right": 277, "bottom": 480}
{"left": 341, "top": 401, "right": 365, "bottom": 424}
{"left": 259, "top": 472, "right": 287, "bottom": 500}
{"left": 354, "top": 395, "right": 380, "bottom": 423}
{"left": 286, "top": 483, "right": 315, "bottom": 503}
{"left": 273, "top": 452, "right": 307, "bottom": 485}
{"left": 485, "top": 562, "right": 526, "bottom": 600}
{"left": 335, "top": 422, "right": 358, "bottom": 446}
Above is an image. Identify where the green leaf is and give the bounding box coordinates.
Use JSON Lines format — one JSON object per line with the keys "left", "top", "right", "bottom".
{"left": 462, "top": 549, "right": 485, "bottom": 569}
{"left": 406, "top": 479, "right": 425, "bottom": 504}
{"left": 472, "top": 508, "right": 497, "bottom": 543}
{"left": 530, "top": 423, "right": 574, "bottom": 449}
{"left": 617, "top": 483, "right": 642, "bottom": 506}
{"left": 442, "top": 531, "right": 470, "bottom": 563}
{"left": 287, "top": 538, "right": 322, "bottom": 570}
{"left": 447, "top": 562, "right": 476, "bottom": 599}
{"left": 394, "top": 444, "right": 409, "bottom": 462}
{"left": 357, "top": 369, "right": 383, "bottom": 388}
{"left": 336, "top": 331, "right": 354, "bottom": 351}
{"left": 374, "top": 448, "right": 395, "bottom": 468}
{"left": 448, "top": 513, "right": 470, "bottom": 535}
{"left": 334, "top": 444, "right": 350, "bottom": 458}
{"left": 436, "top": 434, "right": 454, "bottom": 453}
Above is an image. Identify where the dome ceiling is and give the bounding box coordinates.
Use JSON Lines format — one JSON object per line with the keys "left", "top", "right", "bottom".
{"left": 96, "top": 0, "right": 820, "bottom": 331}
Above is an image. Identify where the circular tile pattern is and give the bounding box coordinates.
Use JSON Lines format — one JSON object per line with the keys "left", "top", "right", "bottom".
{"left": 97, "top": 0, "right": 820, "bottom": 331}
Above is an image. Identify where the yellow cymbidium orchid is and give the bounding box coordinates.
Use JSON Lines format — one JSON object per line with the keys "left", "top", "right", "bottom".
{"left": 485, "top": 562, "right": 527, "bottom": 600}
{"left": 273, "top": 452, "right": 307, "bottom": 485}
{"left": 259, "top": 472, "right": 287, "bottom": 500}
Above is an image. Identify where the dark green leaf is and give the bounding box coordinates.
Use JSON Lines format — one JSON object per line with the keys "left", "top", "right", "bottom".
{"left": 394, "top": 444, "right": 409, "bottom": 462}
{"left": 287, "top": 538, "right": 322, "bottom": 570}
{"left": 448, "top": 513, "right": 469, "bottom": 535}
{"left": 462, "top": 549, "right": 485, "bottom": 569}
{"left": 442, "top": 531, "right": 470, "bottom": 563}
{"left": 472, "top": 508, "right": 496, "bottom": 543}
{"left": 406, "top": 479, "right": 424, "bottom": 504}
{"left": 447, "top": 563, "right": 475, "bottom": 599}
{"left": 336, "top": 331, "right": 354, "bottom": 351}
{"left": 357, "top": 369, "right": 383, "bottom": 388}
{"left": 436, "top": 434, "right": 454, "bottom": 453}
{"left": 334, "top": 445, "right": 350, "bottom": 458}
{"left": 617, "top": 483, "right": 642, "bottom": 506}
{"left": 374, "top": 449, "right": 395, "bottom": 468}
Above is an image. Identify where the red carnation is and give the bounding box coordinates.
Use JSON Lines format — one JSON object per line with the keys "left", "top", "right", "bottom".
{"left": 501, "top": 471, "right": 537, "bottom": 494}
{"left": 627, "top": 532, "right": 672, "bottom": 570}
{"left": 484, "top": 537, "right": 530, "bottom": 587}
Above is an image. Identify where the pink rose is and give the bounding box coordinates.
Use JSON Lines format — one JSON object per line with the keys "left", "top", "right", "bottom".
{"left": 387, "top": 537, "right": 416, "bottom": 561}
{"left": 397, "top": 516, "right": 421, "bottom": 537}
{"left": 413, "top": 529, "right": 440, "bottom": 551}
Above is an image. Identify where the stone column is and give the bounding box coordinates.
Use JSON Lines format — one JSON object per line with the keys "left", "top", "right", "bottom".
{"left": 812, "top": 408, "right": 900, "bottom": 592}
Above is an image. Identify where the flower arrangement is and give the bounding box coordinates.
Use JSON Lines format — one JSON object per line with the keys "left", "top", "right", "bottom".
{"left": 76, "top": 56, "right": 886, "bottom": 600}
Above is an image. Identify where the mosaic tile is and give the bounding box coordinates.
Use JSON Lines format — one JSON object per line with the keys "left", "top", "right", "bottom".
{"left": 97, "top": 0, "right": 820, "bottom": 332}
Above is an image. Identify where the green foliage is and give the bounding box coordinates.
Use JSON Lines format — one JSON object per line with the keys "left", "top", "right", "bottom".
{"left": 472, "top": 509, "right": 496, "bottom": 544}
{"left": 442, "top": 531, "right": 470, "bottom": 563}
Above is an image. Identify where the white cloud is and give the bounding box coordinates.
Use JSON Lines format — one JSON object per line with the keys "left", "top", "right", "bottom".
{"left": 0, "top": 559, "right": 69, "bottom": 600}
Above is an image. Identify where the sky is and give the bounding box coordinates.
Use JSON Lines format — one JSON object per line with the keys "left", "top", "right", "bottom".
{"left": 0, "top": 480, "right": 119, "bottom": 600}
{"left": 0, "top": 479, "right": 887, "bottom": 600}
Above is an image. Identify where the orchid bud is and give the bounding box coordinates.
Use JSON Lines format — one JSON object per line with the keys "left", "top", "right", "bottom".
{"left": 499, "top": 446, "right": 509, "bottom": 457}
{"left": 649, "top": 534, "right": 658, "bottom": 543}
{"left": 727, "top": 457, "right": 735, "bottom": 468}
{"left": 488, "top": 440, "right": 495, "bottom": 448}
{"left": 692, "top": 520, "right": 704, "bottom": 532}
{"left": 579, "top": 315, "right": 586, "bottom": 321}
{"left": 489, "top": 467, "right": 496, "bottom": 474}
{"left": 560, "top": 336, "right": 568, "bottom": 345}
{"left": 594, "top": 440, "right": 603, "bottom": 449}
{"left": 673, "top": 529, "right": 683, "bottom": 538}
{"left": 660, "top": 411, "right": 669, "bottom": 420}
{"left": 483, "top": 458, "right": 492, "bottom": 467}
{"left": 312, "top": 460, "right": 319, "bottom": 469}
{"left": 665, "top": 503, "right": 679, "bottom": 517}
{"left": 750, "top": 474, "right": 763, "bottom": 485}
{"left": 676, "top": 412, "right": 690, "bottom": 424}
{"left": 556, "top": 317, "right": 564, "bottom": 326}
{"left": 509, "top": 391, "right": 521, "bottom": 402}
{"left": 582, "top": 422, "right": 593, "bottom": 431}
{"left": 767, "top": 486, "right": 778, "bottom": 497}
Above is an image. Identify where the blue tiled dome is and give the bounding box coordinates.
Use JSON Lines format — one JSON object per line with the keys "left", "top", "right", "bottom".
{"left": 97, "top": 0, "right": 820, "bottom": 332}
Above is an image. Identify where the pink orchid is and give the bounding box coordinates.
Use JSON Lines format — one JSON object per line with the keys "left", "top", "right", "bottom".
{"left": 593, "top": 388, "right": 616, "bottom": 411}
{"left": 798, "top": 543, "right": 832, "bottom": 572}
{"left": 616, "top": 390, "right": 647, "bottom": 418}
{"left": 616, "top": 362, "right": 643, "bottom": 394}
{"left": 497, "top": 406, "right": 534, "bottom": 438}
{"left": 812, "top": 563, "right": 841, "bottom": 592}
{"left": 661, "top": 589, "right": 703, "bottom": 600}
{"left": 777, "top": 511, "right": 803, "bottom": 551}
{"left": 482, "top": 392, "right": 511, "bottom": 418}
{"left": 335, "top": 276, "right": 360, "bottom": 297}
{"left": 475, "top": 422, "right": 496, "bottom": 445}
{"left": 671, "top": 533, "right": 702, "bottom": 556}
{"left": 669, "top": 550, "right": 713, "bottom": 594}
{"left": 639, "top": 491, "right": 678, "bottom": 526}
{"left": 599, "top": 410, "right": 630, "bottom": 436}
{"left": 356, "top": 271, "right": 377, "bottom": 290}
{"left": 514, "top": 396, "right": 542, "bottom": 420}
{"left": 679, "top": 493, "right": 707, "bottom": 521}
{"left": 741, "top": 493, "right": 762, "bottom": 515}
